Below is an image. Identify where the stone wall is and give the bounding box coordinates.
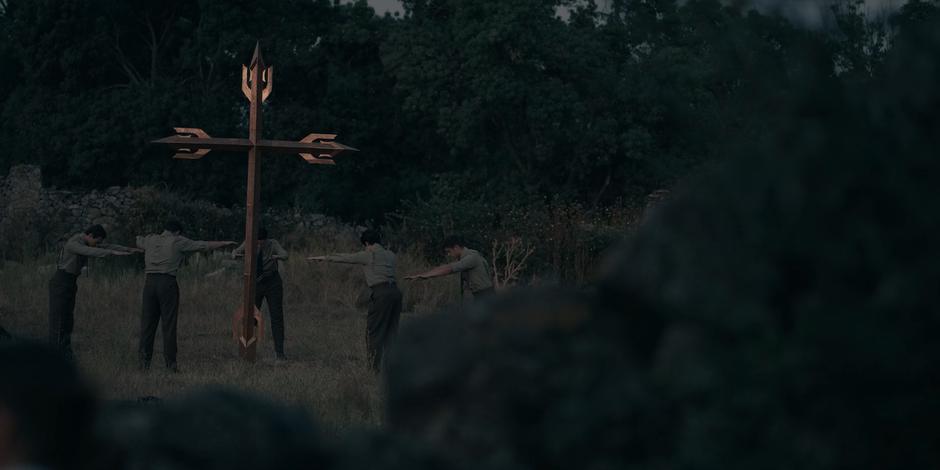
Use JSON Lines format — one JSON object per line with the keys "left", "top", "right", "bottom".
{"left": 0, "top": 165, "right": 350, "bottom": 258}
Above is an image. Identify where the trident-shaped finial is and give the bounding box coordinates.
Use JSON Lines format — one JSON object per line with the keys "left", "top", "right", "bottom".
{"left": 242, "top": 41, "right": 273, "bottom": 103}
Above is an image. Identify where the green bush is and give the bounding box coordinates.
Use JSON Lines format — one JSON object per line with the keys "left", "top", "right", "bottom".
{"left": 385, "top": 177, "right": 642, "bottom": 284}
{"left": 121, "top": 187, "right": 242, "bottom": 241}
{"left": 599, "top": 10, "right": 940, "bottom": 467}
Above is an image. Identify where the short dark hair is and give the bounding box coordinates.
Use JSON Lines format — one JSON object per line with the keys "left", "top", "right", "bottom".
{"left": 258, "top": 227, "right": 269, "bottom": 240}
{"left": 84, "top": 224, "right": 107, "bottom": 239}
{"left": 442, "top": 235, "right": 464, "bottom": 249}
{"left": 164, "top": 219, "right": 183, "bottom": 233}
{"left": 360, "top": 229, "right": 381, "bottom": 246}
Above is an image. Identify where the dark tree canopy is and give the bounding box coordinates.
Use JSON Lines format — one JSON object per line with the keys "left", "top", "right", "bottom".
{"left": 0, "top": 0, "right": 937, "bottom": 224}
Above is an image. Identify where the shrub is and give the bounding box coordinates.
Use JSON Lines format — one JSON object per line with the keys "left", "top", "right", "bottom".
{"left": 386, "top": 177, "right": 642, "bottom": 285}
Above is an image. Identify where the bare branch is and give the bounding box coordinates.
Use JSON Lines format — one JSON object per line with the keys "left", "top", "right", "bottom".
{"left": 491, "top": 237, "right": 535, "bottom": 289}
{"left": 111, "top": 28, "right": 143, "bottom": 85}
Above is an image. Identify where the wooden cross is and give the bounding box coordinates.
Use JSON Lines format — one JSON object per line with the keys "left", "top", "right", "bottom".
{"left": 152, "top": 43, "right": 357, "bottom": 362}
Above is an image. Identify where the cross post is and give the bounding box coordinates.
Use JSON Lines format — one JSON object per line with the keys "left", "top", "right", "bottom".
{"left": 151, "top": 43, "right": 357, "bottom": 362}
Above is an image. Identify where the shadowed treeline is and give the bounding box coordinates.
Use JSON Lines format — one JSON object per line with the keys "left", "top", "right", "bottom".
{"left": 0, "top": 0, "right": 920, "bottom": 224}
{"left": 4, "top": 0, "right": 935, "bottom": 281}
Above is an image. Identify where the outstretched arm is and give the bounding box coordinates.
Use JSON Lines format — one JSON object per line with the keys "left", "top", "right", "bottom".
{"left": 206, "top": 241, "right": 237, "bottom": 250}
{"left": 178, "top": 237, "right": 237, "bottom": 252}
{"left": 307, "top": 251, "right": 369, "bottom": 265}
{"left": 99, "top": 243, "right": 144, "bottom": 254}
{"left": 404, "top": 264, "right": 453, "bottom": 280}
{"left": 66, "top": 239, "right": 129, "bottom": 258}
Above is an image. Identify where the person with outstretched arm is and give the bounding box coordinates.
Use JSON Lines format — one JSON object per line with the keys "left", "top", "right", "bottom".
{"left": 308, "top": 229, "right": 401, "bottom": 372}
{"left": 48, "top": 224, "right": 141, "bottom": 359}
{"left": 404, "top": 235, "right": 494, "bottom": 300}
{"left": 232, "top": 226, "right": 290, "bottom": 360}
{"left": 136, "top": 219, "right": 236, "bottom": 372}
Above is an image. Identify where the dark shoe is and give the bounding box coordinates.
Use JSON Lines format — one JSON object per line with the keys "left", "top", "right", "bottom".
{"left": 166, "top": 363, "right": 179, "bottom": 373}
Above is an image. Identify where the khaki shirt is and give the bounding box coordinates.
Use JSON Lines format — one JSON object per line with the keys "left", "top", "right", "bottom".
{"left": 56, "top": 233, "right": 131, "bottom": 276}
{"left": 449, "top": 248, "right": 493, "bottom": 293}
{"left": 324, "top": 245, "right": 397, "bottom": 287}
{"left": 232, "top": 239, "right": 289, "bottom": 277}
{"left": 136, "top": 231, "right": 212, "bottom": 276}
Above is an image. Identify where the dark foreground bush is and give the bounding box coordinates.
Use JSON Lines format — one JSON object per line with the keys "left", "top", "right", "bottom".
{"left": 386, "top": 288, "right": 669, "bottom": 470}
{"left": 383, "top": 10, "right": 940, "bottom": 469}
{"left": 94, "top": 388, "right": 329, "bottom": 470}
{"left": 598, "top": 11, "right": 940, "bottom": 468}
{"left": 0, "top": 341, "right": 97, "bottom": 469}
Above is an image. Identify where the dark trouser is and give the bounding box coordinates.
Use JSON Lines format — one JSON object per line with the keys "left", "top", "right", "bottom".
{"left": 48, "top": 270, "right": 78, "bottom": 357}
{"left": 367, "top": 283, "right": 402, "bottom": 372}
{"left": 255, "top": 273, "right": 285, "bottom": 357}
{"left": 139, "top": 273, "right": 180, "bottom": 370}
{"left": 473, "top": 287, "right": 495, "bottom": 299}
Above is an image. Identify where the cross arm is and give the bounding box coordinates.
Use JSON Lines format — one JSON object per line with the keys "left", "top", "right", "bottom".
{"left": 257, "top": 134, "right": 359, "bottom": 165}
{"left": 152, "top": 136, "right": 254, "bottom": 151}
{"left": 150, "top": 128, "right": 252, "bottom": 159}
{"left": 150, "top": 129, "right": 358, "bottom": 164}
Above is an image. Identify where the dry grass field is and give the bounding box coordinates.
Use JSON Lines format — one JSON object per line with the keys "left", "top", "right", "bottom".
{"left": 0, "top": 236, "right": 461, "bottom": 434}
